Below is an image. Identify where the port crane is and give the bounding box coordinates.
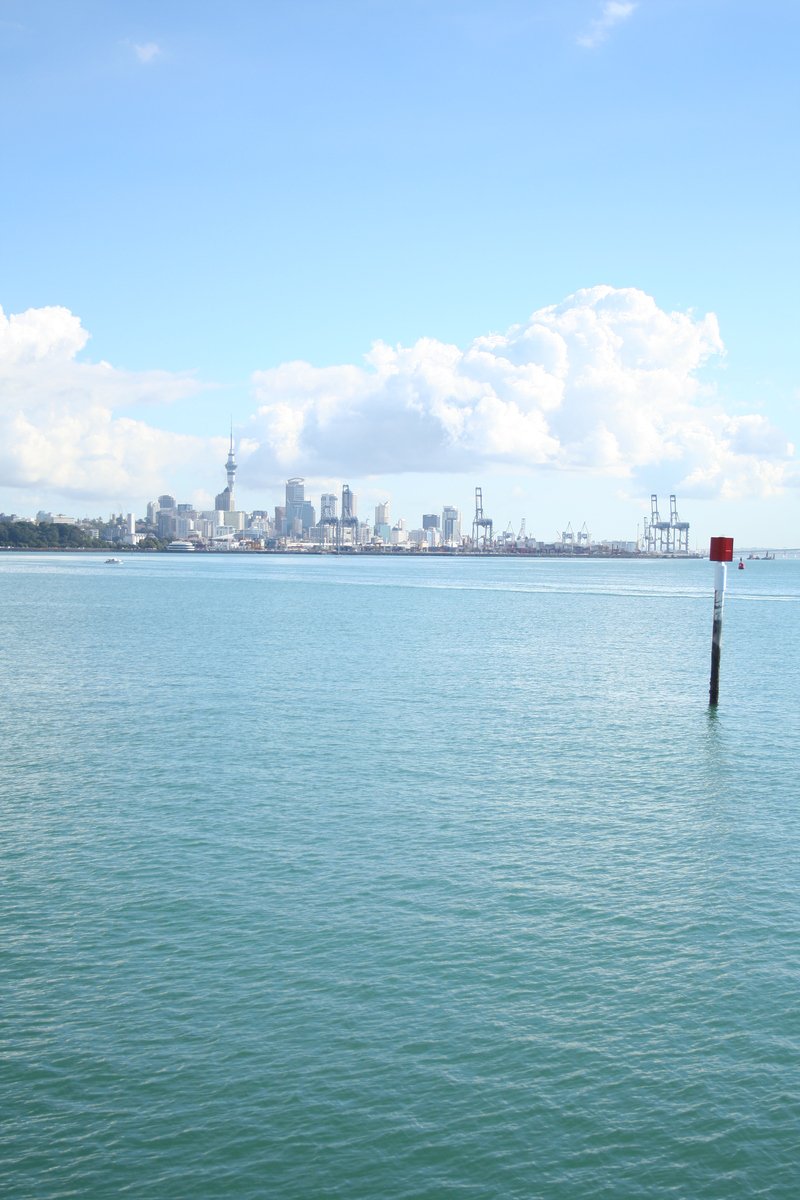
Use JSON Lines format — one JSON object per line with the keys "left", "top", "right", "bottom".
{"left": 472, "top": 487, "right": 493, "bottom": 550}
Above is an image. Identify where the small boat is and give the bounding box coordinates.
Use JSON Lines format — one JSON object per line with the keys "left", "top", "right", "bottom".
{"left": 105, "top": 557, "right": 123, "bottom": 564}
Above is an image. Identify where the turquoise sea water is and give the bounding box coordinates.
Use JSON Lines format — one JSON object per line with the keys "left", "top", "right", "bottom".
{"left": 2, "top": 552, "right": 798, "bottom": 1199}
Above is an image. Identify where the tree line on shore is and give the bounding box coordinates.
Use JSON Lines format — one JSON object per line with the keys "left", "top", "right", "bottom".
{"left": 0, "top": 521, "right": 167, "bottom": 550}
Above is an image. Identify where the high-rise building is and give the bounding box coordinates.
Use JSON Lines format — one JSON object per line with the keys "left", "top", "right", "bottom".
{"left": 158, "top": 494, "right": 176, "bottom": 510}
{"left": 285, "top": 477, "right": 305, "bottom": 534}
{"left": 300, "top": 501, "right": 316, "bottom": 531}
{"left": 283, "top": 478, "right": 315, "bottom": 535}
{"left": 374, "top": 500, "right": 390, "bottom": 527}
{"left": 156, "top": 508, "right": 176, "bottom": 538}
{"left": 285, "top": 477, "right": 304, "bottom": 508}
{"left": 422, "top": 513, "right": 440, "bottom": 530}
{"left": 320, "top": 493, "right": 337, "bottom": 520}
{"left": 442, "top": 506, "right": 461, "bottom": 546}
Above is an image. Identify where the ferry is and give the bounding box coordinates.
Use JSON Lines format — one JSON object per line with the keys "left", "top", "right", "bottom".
{"left": 167, "top": 540, "right": 195, "bottom": 552}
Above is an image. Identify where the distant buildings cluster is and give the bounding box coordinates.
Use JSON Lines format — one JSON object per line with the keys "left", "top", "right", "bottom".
{"left": 117, "top": 433, "right": 482, "bottom": 550}
{"left": 132, "top": 437, "right": 648, "bottom": 552}
{"left": 145, "top": 476, "right": 470, "bottom": 551}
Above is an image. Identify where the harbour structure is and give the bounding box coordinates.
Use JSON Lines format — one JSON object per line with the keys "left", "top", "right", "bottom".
{"left": 319, "top": 493, "right": 338, "bottom": 546}
{"left": 472, "top": 487, "right": 493, "bottom": 550}
{"left": 643, "top": 494, "right": 690, "bottom": 554}
{"left": 668, "top": 495, "right": 690, "bottom": 554}
{"left": 339, "top": 485, "right": 359, "bottom": 547}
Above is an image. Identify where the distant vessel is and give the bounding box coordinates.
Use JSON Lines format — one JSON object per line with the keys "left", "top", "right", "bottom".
{"left": 105, "top": 557, "right": 123, "bottom": 564}
{"left": 167, "top": 540, "right": 195, "bottom": 553}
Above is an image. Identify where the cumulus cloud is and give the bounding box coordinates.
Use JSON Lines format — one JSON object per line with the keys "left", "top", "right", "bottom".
{"left": 0, "top": 304, "right": 211, "bottom": 501}
{"left": 577, "top": 1, "right": 637, "bottom": 49}
{"left": 2, "top": 291, "right": 792, "bottom": 512}
{"left": 244, "top": 286, "right": 793, "bottom": 502}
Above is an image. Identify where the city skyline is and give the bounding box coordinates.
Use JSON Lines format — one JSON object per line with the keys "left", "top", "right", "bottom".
{"left": 9, "top": 457, "right": 699, "bottom": 554}
{"left": 0, "top": 419, "right": 788, "bottom": 551}
{"left": 1, "top": 2, "right": 798, "bottom": 544}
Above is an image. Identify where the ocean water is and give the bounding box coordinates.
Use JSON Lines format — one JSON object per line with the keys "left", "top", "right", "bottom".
{"left": 1, "top": 552, "right": 798, "bottom": 1200}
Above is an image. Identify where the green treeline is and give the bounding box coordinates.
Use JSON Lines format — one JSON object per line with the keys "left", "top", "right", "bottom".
{"left": 0, "top": 521, "right": 100, "bottom": 549}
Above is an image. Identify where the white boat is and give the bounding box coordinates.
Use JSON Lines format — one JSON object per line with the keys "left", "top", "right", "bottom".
{"left": 167, "top": 540, "right": 195, "bottom": 552}
{"left": 105, "top": 557, "right": 123, "bottom": 564}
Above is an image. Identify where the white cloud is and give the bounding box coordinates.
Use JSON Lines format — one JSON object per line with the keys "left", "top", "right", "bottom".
{"left": 1, "top": 291, "right": 793, "bottom": 515}
{"left": 132, "top": 41, "right": 161, "bottom": 64}
{"left": 244, "top": 286, "right": 793, "bottom": 502}
{"left": 577, "top": 2, "right": 637, "bottom": 49}
{"left": 0, "top": 304, "right": 212, "bottom": 502}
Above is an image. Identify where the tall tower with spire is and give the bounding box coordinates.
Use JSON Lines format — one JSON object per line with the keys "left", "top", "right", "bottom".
{"left": 225, "top": 423, "right": 237, "bottom": 493}
{"left": 215, "top": 423, "right": 238, "bottom": 512}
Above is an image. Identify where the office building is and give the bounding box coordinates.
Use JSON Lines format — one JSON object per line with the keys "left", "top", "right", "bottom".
{"left": 442, "top": 506, "right": 461, "bottom": 546}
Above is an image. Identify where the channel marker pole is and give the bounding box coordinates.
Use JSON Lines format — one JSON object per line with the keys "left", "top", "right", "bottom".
{"left": 708, "top": 536, "right": 733, "bottom": 706}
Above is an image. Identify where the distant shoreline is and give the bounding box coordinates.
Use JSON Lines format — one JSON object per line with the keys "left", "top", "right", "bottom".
{"left": 4, "top": 546, "right": 795, "bottom": 558}
{"left": 1, "top": 545, "right": 706, "bottom": 559}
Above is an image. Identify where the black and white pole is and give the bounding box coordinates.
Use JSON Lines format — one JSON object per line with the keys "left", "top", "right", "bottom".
{"left": 708, "top": 537, "right": 733, "bottom": 707}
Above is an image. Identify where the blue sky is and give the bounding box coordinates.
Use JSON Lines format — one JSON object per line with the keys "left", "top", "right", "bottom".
{"left": 1, "top": 0, "right": 798, "bottom": 544}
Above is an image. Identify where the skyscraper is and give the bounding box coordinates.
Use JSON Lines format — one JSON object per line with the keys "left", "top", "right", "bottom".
{"left": 285, "top": 477, "right": 305, "bottom": 512}
{"left": 283, "top": 479, "right": 315, "bottom": 536}
{"left": 442, "top": 506, "right": 461, "bottom": 546}
{"left": 284, "top": 478, "right": 304, "bottom": 535}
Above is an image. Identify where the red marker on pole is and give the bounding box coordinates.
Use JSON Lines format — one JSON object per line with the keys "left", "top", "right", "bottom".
{"left": 708, "top": 537, "right": 734, "bottom": 706}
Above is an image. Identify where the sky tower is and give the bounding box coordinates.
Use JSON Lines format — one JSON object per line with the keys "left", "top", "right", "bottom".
{"left": 225, "top": 423, "right": 237, "bottom": 493}
{"left": 215, "top": 423, "right": 238, "bottom": 511}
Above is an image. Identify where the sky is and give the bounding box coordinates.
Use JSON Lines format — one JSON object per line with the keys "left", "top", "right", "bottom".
{"left": 1, "top": 0, "right": 798, "bottom": 546}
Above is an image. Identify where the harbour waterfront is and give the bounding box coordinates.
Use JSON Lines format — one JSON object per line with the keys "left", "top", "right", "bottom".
{"left": 2, "top": 553, "right": 799, "bottom": 1199}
